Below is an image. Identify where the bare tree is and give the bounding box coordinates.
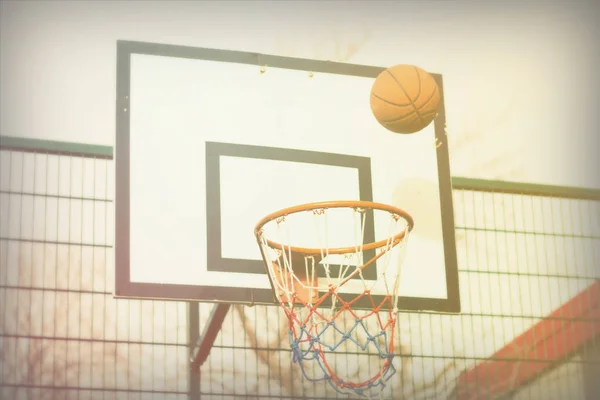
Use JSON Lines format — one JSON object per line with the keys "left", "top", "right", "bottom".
{"left": 0, "top": 243, "right": 131, "bottom": 399}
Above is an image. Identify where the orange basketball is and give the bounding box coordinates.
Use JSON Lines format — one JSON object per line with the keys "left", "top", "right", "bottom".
{"left": 370, "top": 64, "right": 441, "bottom": 134}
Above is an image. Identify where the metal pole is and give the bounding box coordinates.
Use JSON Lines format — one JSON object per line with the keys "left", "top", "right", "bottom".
{"left": 188, "top": 302, "right": 200, "bottom": 400}
{"left": 190, "top": 303, "right": 231, "bottom": 369}
{"left": 582, "top": 335, "right": 600, "bottom": 400}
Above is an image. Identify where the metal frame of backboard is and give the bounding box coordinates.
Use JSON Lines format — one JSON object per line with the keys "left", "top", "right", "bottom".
{"left": 114, "top": 40, "right": 461, "bottom": 313}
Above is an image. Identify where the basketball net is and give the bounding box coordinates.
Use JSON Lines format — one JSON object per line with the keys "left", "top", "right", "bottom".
{"left": 254, "top": 201, "right": 413, "bottom": 398}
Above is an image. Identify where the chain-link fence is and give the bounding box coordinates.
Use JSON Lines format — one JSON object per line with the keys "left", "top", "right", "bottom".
{"left": 1, "top": 136, "right": 598, "bottom": 400}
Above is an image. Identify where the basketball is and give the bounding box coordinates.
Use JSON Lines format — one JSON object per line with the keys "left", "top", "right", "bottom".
{"left": 370, "top": 64, "right": 441, "bottom": 134}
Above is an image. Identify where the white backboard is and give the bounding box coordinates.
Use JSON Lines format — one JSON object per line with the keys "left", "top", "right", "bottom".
{"left": 115, "top": 41, "right": 459, "bottom": 312}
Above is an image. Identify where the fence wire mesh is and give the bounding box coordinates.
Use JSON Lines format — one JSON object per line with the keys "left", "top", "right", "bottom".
{"left": 0, "top": 137, "right": 598, "bottom": 400}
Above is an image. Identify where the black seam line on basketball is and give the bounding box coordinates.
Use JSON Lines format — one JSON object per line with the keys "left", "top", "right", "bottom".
{"left": 379, "top": 85, "right": 438, "bottom": 124}
{"left": 412, "top": 66, "right": 423, "bottom": 103}
{"left": 420, "top": 83, "right": 440, "bottom": 114}
{"left": 405, "top": 67, "right": 438, "bottom": 123}
{"left": 372, "top": 80, "right": 438, "bottom": 113}
{"left": 375, "top": 103, "right": 415, "bottom": 122}
{"left": 386, "top": 69, "right": 425, "bottom": 125}
{"left": 380, "top": 109, "right": 416, "bottom": 124}
{"left": 371, "top": 92, "right": 413, "bottom": 107}
{"left": 380, "top": 82, "right": 439, "bottom": 124}
{"left": 371, "top": 93, "right": 411, "bottom": 107}
{"left": 382, "top": 95, "right": 439, "bottom": 125}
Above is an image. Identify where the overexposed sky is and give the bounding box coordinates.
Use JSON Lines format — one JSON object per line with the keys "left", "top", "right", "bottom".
{"left": 1, "top": 0, "right": 598, "bottom": 188}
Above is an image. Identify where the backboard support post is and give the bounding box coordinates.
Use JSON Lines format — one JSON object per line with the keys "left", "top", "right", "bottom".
{"left": 188, "top": 302, "right": 201, "bottom": 400}
{"left": 190, "top": 303, "right": 232, "bottom": 370}
{"left": 582, "top": 335, "right": 600, "bottom": 400}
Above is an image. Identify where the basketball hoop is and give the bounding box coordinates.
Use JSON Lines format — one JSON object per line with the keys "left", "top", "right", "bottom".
{"left": 254, "top": 201, "right": 414, "bottom": 398}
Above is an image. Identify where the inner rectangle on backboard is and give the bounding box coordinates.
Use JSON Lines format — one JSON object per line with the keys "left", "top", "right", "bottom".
{"left": 205, "top": 141, "right": 375, "bottom": 279}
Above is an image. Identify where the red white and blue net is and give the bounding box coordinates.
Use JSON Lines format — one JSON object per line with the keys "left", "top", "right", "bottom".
{"left": 255, "top": 201, "right": 413, "bottom": 398}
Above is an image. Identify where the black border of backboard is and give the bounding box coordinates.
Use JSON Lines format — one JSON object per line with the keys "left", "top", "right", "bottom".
{"left": 115, "top": 40, "right": 461, "bottom": 313}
